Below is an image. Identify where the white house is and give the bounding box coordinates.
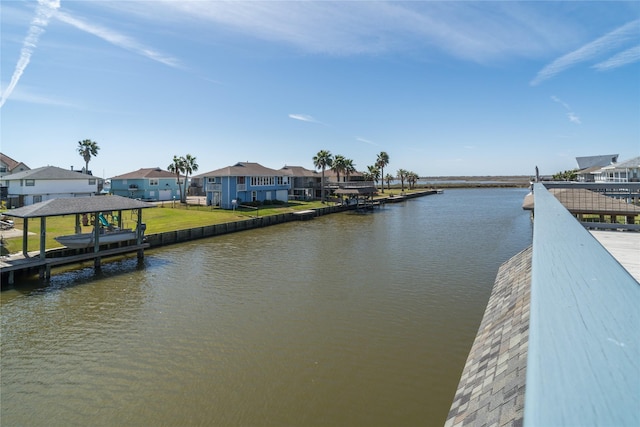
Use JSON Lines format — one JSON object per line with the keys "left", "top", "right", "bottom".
{"left": 594, "top": 156, "right": 640, "bottom": 183}
{"left": 2, "top": 166, "right": 99, "bottom": 207}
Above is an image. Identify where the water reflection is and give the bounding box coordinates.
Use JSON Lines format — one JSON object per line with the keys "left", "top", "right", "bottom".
{"left": 1, "top": 189, "right": 532, "bottom": 426}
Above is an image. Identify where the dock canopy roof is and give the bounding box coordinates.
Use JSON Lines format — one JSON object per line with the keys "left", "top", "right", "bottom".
{"left": 2, "top": 195, "right": 156, "bottom": 218}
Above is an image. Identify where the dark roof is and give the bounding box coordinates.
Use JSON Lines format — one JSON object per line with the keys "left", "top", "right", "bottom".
{"left": 0, "top": 153, "right": 23, "bottom": 171}
{"left": 193, "top": 162, "right": 282, "bottom": 178}
{"left": 4, "top": 165, "right": 94, "bottom": 180}
{"left": 2, "top": 195, "right": 156, "bottom": 218}
{"left": 111, "top": 167, "right": 179, "bottom": 180}
{"left": 280, "top": 165, "right": 319, "bottom": 177}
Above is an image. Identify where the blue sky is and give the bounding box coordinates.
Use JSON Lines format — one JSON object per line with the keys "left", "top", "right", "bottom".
{"left": 1, "top": 1, "right": 639, "bottom": 179}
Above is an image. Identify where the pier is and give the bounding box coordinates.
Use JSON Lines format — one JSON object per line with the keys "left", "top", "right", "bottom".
{"left": 447, "top": 183, "right": 639, "bottom": 426}
{"left": 0, "top": 196, "right": 155, "bottom": 284}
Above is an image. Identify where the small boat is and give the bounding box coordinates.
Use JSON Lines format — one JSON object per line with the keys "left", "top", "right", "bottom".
{"left": 54, "top": 228, "right": 140, "bottom": 249}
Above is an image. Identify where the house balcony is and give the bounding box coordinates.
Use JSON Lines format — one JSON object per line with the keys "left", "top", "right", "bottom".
{"left": 206, "top": 183, "right": 222, "bottom": 192}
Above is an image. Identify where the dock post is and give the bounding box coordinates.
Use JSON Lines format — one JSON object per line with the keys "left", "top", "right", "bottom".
{"left": 94, "top": 256, "right": 101, "bottom": 269}
{"left": 45, "top": 264, "right": 51, "bottom": 280}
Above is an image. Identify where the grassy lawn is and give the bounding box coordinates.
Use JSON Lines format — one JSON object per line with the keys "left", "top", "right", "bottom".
{"left": 0, "top": 200, "right": 327, "bottom": 254}
{"left": 0, "top": 189, "right": 437, "bottom": 254}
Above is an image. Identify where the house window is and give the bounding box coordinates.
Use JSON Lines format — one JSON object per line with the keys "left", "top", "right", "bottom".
{"left": 252, "top": 191, "right": 257, "bottom": 201}
{"left": 0, "top": 166, "right": 6, "bottom": 173}
{"left": 237, "top": 176, "right": 245, "bottom": 185}
{"left": 33, "top": 195, "right": 42, "bottom": 203}
{"left": 89, "top": 179, "right": 96, "bottom": 185}
{"left": 250, "top": 176, "right": 275, "bottom": 186}
{"left": 25, "top": 179, "right": 35, "bottom": 186}
{"left": 149, "top": 179, "right": 159, "bottom": 186}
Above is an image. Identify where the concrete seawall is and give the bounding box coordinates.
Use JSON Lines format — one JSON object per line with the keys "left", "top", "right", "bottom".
{"left": 144, "top": 190, "right": 438, "bottom": 248}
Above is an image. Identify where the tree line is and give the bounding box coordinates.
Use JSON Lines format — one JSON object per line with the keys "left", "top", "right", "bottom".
{"left": 313, "top": 149, "right": 420, "bottom": 202}
{"left": 76, "top": 139, "right": 420, "bottom": 206}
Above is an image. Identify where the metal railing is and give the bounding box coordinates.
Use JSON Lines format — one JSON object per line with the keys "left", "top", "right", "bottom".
{"left": 541, "top": 182, "right": 640, "bottom": 230}
{"left": 524, "top": 183, "right": 639, "bottom": 426}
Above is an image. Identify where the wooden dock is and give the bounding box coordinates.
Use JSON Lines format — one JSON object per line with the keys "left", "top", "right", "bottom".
{"left": 1, "top": 244, "right": 149, "bottom": 285}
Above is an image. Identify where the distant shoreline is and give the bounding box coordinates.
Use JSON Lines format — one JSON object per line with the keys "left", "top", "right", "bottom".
{"left": 392, "top": 176, "right": 531, "bottom": 189}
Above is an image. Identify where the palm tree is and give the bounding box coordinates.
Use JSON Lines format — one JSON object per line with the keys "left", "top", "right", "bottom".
{"left": 397, "top": 169, "right": 407, "bottom": 192}
{"left": 385, "top": 173, "right": 394, "bottom": 190}
{"left": 407, "top": 171, "right": 419, "bottom": 189}
{"left": 331, "top": 155, "right": 347, "bottom": 183}
{"left": 313, "top": 150, "right": 333, "bottom": 203}
{"left": 367, "top": 165, "right": 380, "bottom": 188}
{"left": 181, "top": 154, "right": 199, "bottom": 203}
{"left": 77, "top": 139, "right": 100, "bottom": 174}
{"left": 168, "top": 155, "right": 185, "bottom": 203}
{"left": 376, "top": 151, "right": 389, "bottom": 193}
{"left": 344, "top": 158, "right": 356, "bottom": 182}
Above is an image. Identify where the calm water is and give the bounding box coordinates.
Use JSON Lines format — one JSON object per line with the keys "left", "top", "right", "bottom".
{"left": 1, "top": 188, "right": 532, "bottom": 426}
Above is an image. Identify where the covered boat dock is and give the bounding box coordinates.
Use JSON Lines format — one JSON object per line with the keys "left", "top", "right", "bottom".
{"left": 1, "top": 196, "right": 155, "bottom": 284}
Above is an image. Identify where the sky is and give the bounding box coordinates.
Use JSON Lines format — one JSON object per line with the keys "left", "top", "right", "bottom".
{"left": 1, "top": 1, "right": 639, "bottom": 179}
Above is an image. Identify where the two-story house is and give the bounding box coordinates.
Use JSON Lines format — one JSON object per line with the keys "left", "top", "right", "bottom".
{"left": 2, "top": 166, "right": 99, "bottom": 207}
{"left": 110, "top": 167, "right": 182, "bottom": 201}
{"left": 1, "top": 153, "right": 30, "bottom": 203}
{"left": 279, "top": 165, "right": 320, "bottom": 201}
{"left": 194, "top": 162, "right": 291, "bottom": 209}
{"left": 594, "top": 156, "right": 640, "bottom": 183}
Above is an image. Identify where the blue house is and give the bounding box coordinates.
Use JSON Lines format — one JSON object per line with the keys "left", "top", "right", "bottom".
{"left": 193, "top": 162, "right": 291, "bottom": 209}
{"left": 110, "top": 167, "right": 182, "bottom": 201}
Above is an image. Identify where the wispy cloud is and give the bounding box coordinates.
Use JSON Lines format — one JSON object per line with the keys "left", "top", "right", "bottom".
{"left": 112, "top": 1, "right": 575, "bottom": 62}
{"left": 551, "top": 96, "right": 581, "bottom": 125}
{"left": 532, "top": 19, "right": 640, "bottom": 85}
{"left": 0, "top": 0, "right": 60, "bottom": 108}
{"left": 356, "top": 137, "right": 378, "bottom": 146}
{"left": 593, "top": 45, "right": 640, "bottom": 71}
{"left": 289, "top": 114, "right": 323, "bottom": 124}
{"left": 55, "top": 11, "right": 181, "bottom": 68}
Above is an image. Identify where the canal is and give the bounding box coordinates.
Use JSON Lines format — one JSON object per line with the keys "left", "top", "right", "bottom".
{"left": 1, "top": 188, "right": 533, "bottom": 426}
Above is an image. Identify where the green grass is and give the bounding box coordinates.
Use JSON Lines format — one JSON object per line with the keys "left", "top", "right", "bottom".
{"left": 0, "top": 189, "right": 440, "bottom": 254}
{"left": 1, "top": 200, "right": 327, "bottom": 254}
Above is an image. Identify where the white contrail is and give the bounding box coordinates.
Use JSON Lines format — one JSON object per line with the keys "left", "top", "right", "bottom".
{"left": 531, "top": 19, "right": 639, "bottom": 86}
{"left": 0, "top": 0, "right": 60, "bottom": 108}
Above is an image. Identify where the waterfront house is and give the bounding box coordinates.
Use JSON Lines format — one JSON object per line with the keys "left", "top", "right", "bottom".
{"left": 2, "top": 166, "right": 99, "bottom": 207}
{"left": 110, "top": 167, "right": 182, "bottom": 201}
{"left": 575, "top": 154, "right": 618, "bottom": 182}
{"left": 279, "top": 165, "right": 321, "bottom": 200}
{"left": 0, "top": 153, "right": 31, "bottom": 204}
{"left": 0, "top": 153, "right": 30, "bottom": 176}
{"left": 193, "top": 162, "right": 291, "bottom": 209}
{"left": 593, "top": 156, "right": 640, "bottom": 183}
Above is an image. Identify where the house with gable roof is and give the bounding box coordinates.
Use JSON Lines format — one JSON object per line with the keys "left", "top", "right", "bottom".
{"left": 0, "top": 153, "right": 31, "bottom": 203}
{"left": 193, "top": 162, "right": 290, "bottom": 209}
{"left": 575, "top": 154, "right": 618, "bottom": 182}
{"left": 0, "top": 153, "right": 30, "bottom": 176}
{"left": 2, "top": 166, "right": 99, "bottom": 207}
{"left": 594, "top": 156, "right": 640, "bottom": 183}
{"left": 279, "top": 165, "right": 321, "bottom": 200}
{"left": 110, "top": 167, "right": 182, "bottom": 201}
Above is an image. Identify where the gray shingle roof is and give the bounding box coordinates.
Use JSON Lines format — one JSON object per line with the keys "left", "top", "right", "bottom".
{"left": 2, "top": 195, "right": 155, "bottom": 218}
{"left": 4, "top": 166, "right": 94, "bottom": 181}
{"left": 111, "top": 167, "right": 178, "bottom": 179}
{"left": 193, "top": 162, "right": 282, "bottom": 178}
{"left": 279, "top": 165, "right": 319, "bottom": 177}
